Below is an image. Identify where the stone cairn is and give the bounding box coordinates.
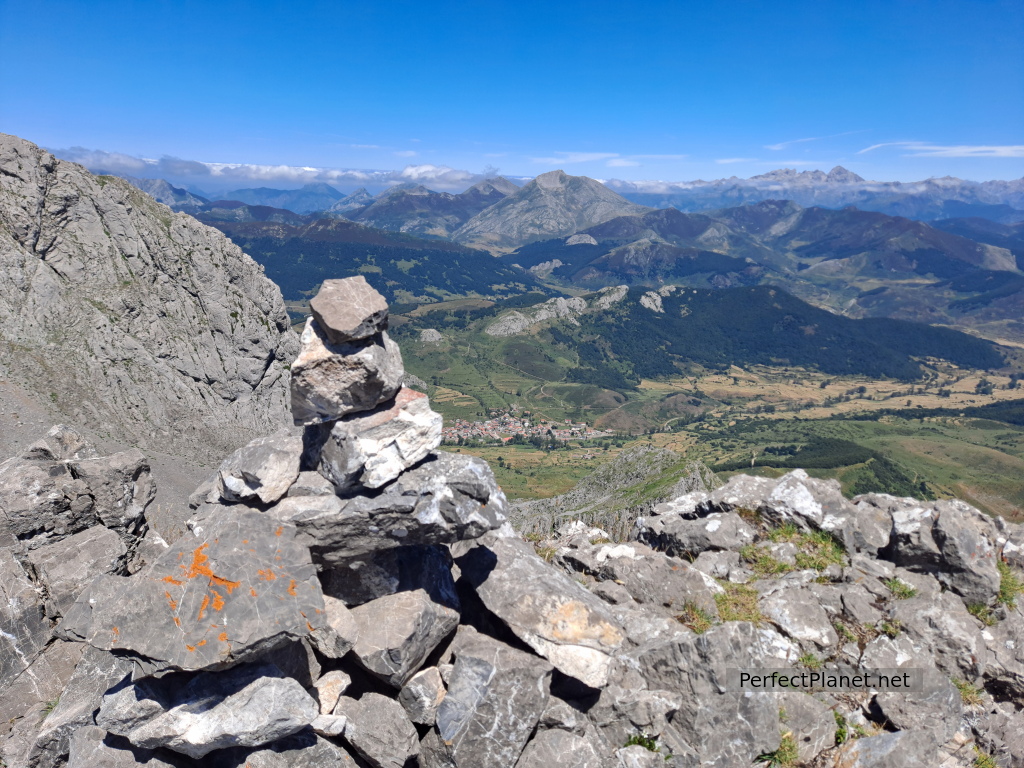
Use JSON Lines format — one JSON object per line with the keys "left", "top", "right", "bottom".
{"left": 2, "top": 276, "right": 1024, "bottom": 767}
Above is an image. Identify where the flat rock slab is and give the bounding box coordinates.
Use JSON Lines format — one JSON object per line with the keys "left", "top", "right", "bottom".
{"left": 399, "top": 666, "right": 446, "bottom": 725}
{"left": 270, "top": 452, "right": 506, "bottom": 565}
{"left": 318, "top": 386, "right": 442, "bottom": 491}
{"left": 60, "top": 508, "right": 325, "bottom": 674}
{"left": 290, "top": 319, "right": 403, "bottom": 426}
{"left": 97, "top": 662, "right": 318, "bottom": 758}
{"left": 217, "top": 433, "right": 302, "bottom": 505}
{"left": 334, "top": 692, "right": 420, "bottom": 768}
{"left": 67, "top": 726, "right": 179, "bottom": 768}
{"left": 834, "top": 729, "right": 942, "bottom": 768}
{"left": 457, "top": 537, "right": 625, "bottom": 688}
{"left": 310, "top": 276, "right": 389, "bottom": 344}
{"left": 28, "top": 524, "right": 126, "bottom": 618}
{"left": 350, "top": 589, "right": 459, "bottom": 687}
{"left": 434, "top": 626, "right": 553, "bottom": 768}
{"left": 213, "top": 730, "right": 360, "bottom": 767}
{"left": 515, "top": 729, "right": 604, "bottom": 768}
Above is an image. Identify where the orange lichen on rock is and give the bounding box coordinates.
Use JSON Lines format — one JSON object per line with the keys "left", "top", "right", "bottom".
{"left": 211, "top": 591, "right": 226, "bottom": 612}
{"left": 288, "top": 579, "right": 297, "bottom": 596}
{"left": 198, "top": 594, "right": 211, "bottom": 620}
{"left": 162, "top": 575, "right": 184, "bottom": 585}
{"left": 275, "top": 526, "right": 283, "bottom": 537}
{"left": 219, "top": 632, "right": 229, "bottom": 642}
{"left": 164, "top": 591, "right": 178, "bottom": 611}
{"left": 250, "top": 588, "right": 258, "bottom": 597}
{"left": 173, "top": 617, "right": 181, "bottom": 627}
{"left": 257, "top": 569, "right": 276, "bottom": 581}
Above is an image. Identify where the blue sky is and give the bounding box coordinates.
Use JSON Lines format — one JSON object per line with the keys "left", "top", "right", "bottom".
{"left": 1, "top": 0, "right": 1022, "bottom": 189}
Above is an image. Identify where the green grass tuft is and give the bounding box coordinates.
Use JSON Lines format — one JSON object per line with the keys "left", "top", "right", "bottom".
{"left": 676, "top": 602, "right": 715, "bottom": 634}
{"left": 883, "top": 577, "right": 918, "bottom": 600}
{"left": 755, "top": 734, "right": 799, "bottom": 767}
{"left": 715, "top": 583, "right": 765, "bottom": 624}
{"left": 967, "top": 603, "right": 998, "bottom": 626}
{"left": 997, "top": 561, "right": 1023, "bottom": 609}
{"left": 624, "top": 733, "right": 659, "bottom": 752}
{"left": 953, "top": 678, "right": 985, "bottom": 707}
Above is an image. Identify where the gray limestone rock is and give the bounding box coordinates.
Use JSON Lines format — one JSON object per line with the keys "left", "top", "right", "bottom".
{"left": 0, "top": 639, "right": 83, "bottom": 745}
{"left": 874, "top": 668, "right": 962, "bottom": 744}
{"left": 289, "top": 318, "right": 404, "bottom": 426}
{"left": 69, "top": 449, "right": 155, "bottom": 537}
{"left": 334, "top": 692, "right": 420, "bottom": 768}
{"left": 270, "top": 452, "right": 506, "bottom": 565}
{"left": 214, "top": 730, "right": 359, "bottom": 767}
{"left": 759, "top": 586, "right": 840, "bottom": 650}
{"left": 66, "top": 727, "right": 179, "bottom": 768}
{"left": 433, "top": 626, "right": 553, "bottom": 768}
{"left": 889, "top": 590, "right": 989, "bottom": 679}
{"left": 0, "top": 135, "right": 298, "bottom": 464}
{"left": 775, "top": 692, "right": 836, "bottom": 763}
{"left": 25, "top": 646, "right": 135, "bottom": 768}
{"left": 96, "top": 663, "right": 318, "bottom": 758}
{"left": 984, "top": 610, "right": 1024, "bottom": 702}
{"left": 308, "top": 594, "right": 359, "bottom": 659}
{"left": 883, "top": 497, "right": 1001, "bottom": 605}
{"left": 350, "top": 589, "right": 459, "bottom": 687}
{"left": 637, "top": 511, "right": 755, "bottom": 558}
{"left": 834, "top": 729, "right": 944, "bottom": 767}
{"left": 0, "top": 455, "right": 96, "bottom": 549}
{"left": 973, "top": 702, "right": 1024, "bottom": 768}
{"left": 310, "top": 276, "right": 389, "bottom": 344}
{"left": 24, "top": 424, "right": 98, "bottom": 462}
{"left": 537, "top": 696, "right": 588, "bottom": 735}
{"left": 587, "top": 685, "right": 682, "bottom": 755}
{"left": 558, "top": 540, "right": 722, "bottom": 617}
{"left": 60, "top": 508, "right": 325, "bottom": 675}
{"left": 317, "top": 386, "right": 442, "bottom": 491}
{"left": 285, "top": 470, "right": 336, "bottom": 498}
{"left": 458, "top": 537, "right": 625, "bottom": 688}
{"left": 216, "top": 433, "right": 302, "bottom": 505}
{"left": 313, "top": 670, "right": 351, "bottom": 714}
{"left": 398, "top": 666, "right": 446, "bottom": 725}
{"left": 638, "top": 622, "right": 792, "bottom": 767}
{"left": 515, "top": 729, "right": 603, "bottom": 768}
{"left": 0, "top": 547, "right": 54, "bottom": 703}
{"left": 28, "top": 525, "right": 127, "bottom": 619}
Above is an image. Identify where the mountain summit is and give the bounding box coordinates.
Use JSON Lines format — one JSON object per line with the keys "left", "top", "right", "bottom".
{"left": 453, "top": 170, "right": 648, "bottom": 250}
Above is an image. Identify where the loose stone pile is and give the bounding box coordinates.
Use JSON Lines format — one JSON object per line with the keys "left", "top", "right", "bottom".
{"left": 1, "top": 277, "right": 1023, "bottom": 767}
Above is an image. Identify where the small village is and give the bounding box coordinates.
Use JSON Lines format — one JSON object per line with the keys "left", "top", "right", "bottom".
{"left": 441, "top": 408, "right": 610, "bottom": 445}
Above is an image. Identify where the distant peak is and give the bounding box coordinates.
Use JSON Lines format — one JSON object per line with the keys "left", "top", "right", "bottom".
{"left": 826, "top": 166, "right": 864, "bottom": 183}
{"left": 533, "top": 170, "right": 570, "bottom": 189}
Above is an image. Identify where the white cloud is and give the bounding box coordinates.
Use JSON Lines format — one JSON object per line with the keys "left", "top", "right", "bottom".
{"left": 394, "top": 150, "right": 418, "bottom": 158}
{"left": 530, "top": 151, "right": 619, "bottom": 164}
{"left": 49, "top": 146, "right": 497, "bottom": 191}
{"left": 858, "top": 141, "right": 1024, "bottom": 158}
{"left": 607, "top": 158, "right": 641, "bottom": 167}
{"left": 716, "top": 157, "right": 758, "bottom": 164}
{"left": 765, "top": 136, "right": 820, "bottom": 151}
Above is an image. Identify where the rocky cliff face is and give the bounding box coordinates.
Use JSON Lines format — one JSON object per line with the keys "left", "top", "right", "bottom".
{"left": 2, "top": 280, "right": 1023, "bottom": 768}
{"left": 0, "top": 134, "right": 298, "bottom": 463}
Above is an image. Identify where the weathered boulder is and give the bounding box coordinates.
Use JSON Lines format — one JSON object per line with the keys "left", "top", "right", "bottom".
{"left": 309, "top": 276, "right": 389, "bottom": 344}
{"left": 399, "top": 667, "right": 446, "bottom": 726}
{"left": 59, "top": 508, "right": 325, "bottom": 675}
{"left": 333, "top": 693, "right": 420, "bottom": 768}
{"left": 215, "top": 730, "right": 359, "bottom": 767}
{"left": 216, "top": 432, "right": 302, "bottom": 505}
{"left": 889, "top": 590, "right": 989, "bottom": 679}
{"left": 270, "top": 452, "right": 506, "bottom": 565}
{"left": 759, "top": 585, "right": 840, "bottom": 650}
{"left": 317, "top": 386, "right": 442, "bottom": 491}
{"left": 984, "top": 610, "right": 1024, "bottom": 702}
{"left": 350, "top": 589, "right": 459, "bottom": 687}
{"left": 882, "top": 497, "right": 1001, "bottom": 605}
{"left": 973, "top": 702, "right": 1024, "bottom": 768}
{"left": 0, "top": 640, "right": 83, "bottom": 746}
{"left": 290, "top": 318, "right": 403, "bottom": 426}
{"left": 0, "top": 456, "right": 96, "bottom": 549}
{"left": 433, "top": 627, "right": 553, "bottom": 768}
{"left": 96, "top": 663, "right": 318, "bottom": 758}
{"left": 0, "top": 548, "right": 54, "bottom": 696}
{"left": 637, "top": 511, "right": 755, "bottom": 558}
{"left": 458, "top": 537, "right": 625, "bottom": 688}
{"left": 557, "top": 540, "right": 722, "bottom": 616}
{"left": 24, "top": 424, "right": 98, "bottom": 463}
{"left": 27, "top": 525, "right": 127, "bottom": 619}
{"left": 515, "top": 729, "right": 604, "bottom": 768}
{"left": 587, "top": 685, "right": 682, "bottom": 755}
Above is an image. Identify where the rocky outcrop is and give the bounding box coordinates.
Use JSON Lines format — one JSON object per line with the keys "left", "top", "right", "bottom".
{"left": 0, "top": 134, "right": 297, "bottom": 463}
{"left": 2, "top": 278, "right": 1022, "bottom": 768}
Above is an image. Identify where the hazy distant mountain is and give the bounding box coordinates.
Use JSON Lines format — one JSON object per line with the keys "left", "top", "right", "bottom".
{"left": 605, "top": 166, "right": 1024, "bottom": 222}
{"left": 220, "top": 182, "right": 344, "bottom": 213}
{"left": 453, "top": 170, "right": 649, "bottom": 250}
{"left": 115, "top": 175, "right": 210, "bottom": 212}
{"left": 194, "top": 201, "right": 308, "bottom": 225}
{"left": 931, "top": 217, "right": 1024, "bottom": 265}
{"left": 326, "top": 187, "right": 375, "bottom": 214}
{"left": 334, "top": 177, "right": 520, "bottom": 238}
